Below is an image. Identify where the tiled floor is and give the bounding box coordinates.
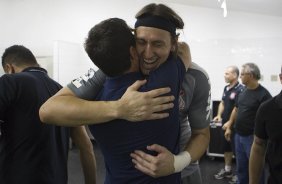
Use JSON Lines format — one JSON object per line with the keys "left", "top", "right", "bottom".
{"left": 68, "top": 142, "right": 236, "bottom": 184}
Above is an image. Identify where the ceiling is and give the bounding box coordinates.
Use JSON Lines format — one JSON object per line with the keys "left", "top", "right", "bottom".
{"left": 162, "top": 0, "right": 282, "bottom": 17}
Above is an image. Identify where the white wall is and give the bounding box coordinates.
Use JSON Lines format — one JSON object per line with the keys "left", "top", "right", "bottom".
{"left": 53, "top": 40, "right": 94, "bottom": 86}
{"left": 0, "top": 0, "right": 281, "bottom": 98}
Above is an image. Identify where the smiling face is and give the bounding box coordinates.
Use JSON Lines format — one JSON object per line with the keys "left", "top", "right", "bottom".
{"left": 135, "top": 26, "right": 176, "bottom": 75}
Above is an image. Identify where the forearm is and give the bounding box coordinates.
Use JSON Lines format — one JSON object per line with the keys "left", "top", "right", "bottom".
{"left": 79, "top": 145, "right": 97, "bottom": 184}
{"left": 40, "top": 82, "right": 174, "bottom": 126}
{"left": 249, "top": 137, "right": 266, "bottom": 184}
{"left": 217, "top": 101, "right": 224, "bottom": 118}
{"left": 40, "top": 96, "right": 119, "bottom": 126}
{"left": 185, "top": 127, "right": 210, "bottom": 162}
{"left": 71, "top": 126, "right": 97, "bottom": 184}
{"left": 224, "top": 109, "right": 236, "bottom": 140}
{"left": 226, "top": 107, "right": 237, "bottom": 128}
{"left": 39, "top": 88, "right": 120, "bottom": 126}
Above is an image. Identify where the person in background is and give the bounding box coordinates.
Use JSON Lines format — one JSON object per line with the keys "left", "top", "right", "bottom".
{"left": 0, "top": 45, "right": 96, "bottom": 184}
{"left": 39, "top": 3, "right": 210, "bottom": 183}
{"left": 224, "top": 63, "right": 272, "bottom": 184}
{"left": 249, "top": 65, "right": 282, "bottom": 184}
{"left": 213, "top": 66, "right": 244, "bottom": 183}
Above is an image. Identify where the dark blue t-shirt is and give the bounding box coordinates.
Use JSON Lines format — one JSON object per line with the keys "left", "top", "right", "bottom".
{"left": 0, "top": 67, "right": 69, "bottom": 184}
{"left": 221, "top": 82, "right": 244, "bottom": 123}
{"left": 89, "top": 57, "right": 185, "bottom": 184}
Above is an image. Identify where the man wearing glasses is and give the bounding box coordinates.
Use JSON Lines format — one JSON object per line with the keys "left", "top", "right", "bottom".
{"left": 224, "top": 63, "right": 272, "bottom": 184}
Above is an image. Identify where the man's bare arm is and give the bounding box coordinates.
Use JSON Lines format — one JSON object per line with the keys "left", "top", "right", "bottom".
{"left": 185, "top": 127, "right": 210, "bottom": 162}
{"left": 70, "top": 126, "right": 96, "bottom": 184}
{"left": 213, "top": 101, "right": 224, "bottom": 122}
{"left": 224, "top": 107, "right": 237, "bottom": 141}
{"left": 40, "top": 80, "right": 175, "bottom": 126}
{"left": 249, "top": 136, "right": 267, "bottom": 184}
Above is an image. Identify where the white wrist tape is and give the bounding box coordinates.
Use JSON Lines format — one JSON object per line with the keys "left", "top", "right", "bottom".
{"left": 173, "top": 151, "right": 191, "bottom": 173}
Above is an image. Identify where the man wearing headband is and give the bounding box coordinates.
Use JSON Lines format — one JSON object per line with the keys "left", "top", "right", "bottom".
{"left": 40, "top": 3, "right": 210, "bottom": 183}
{"left": 130, "top": 4, "right": 210, "bottom": 184}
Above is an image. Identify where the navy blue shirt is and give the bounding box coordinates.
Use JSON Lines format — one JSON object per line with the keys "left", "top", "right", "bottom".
{"left": 0, "top": 67, "right": 69, "bottom": 184}
{"left": 221, "top": 82, "right": 244, "bottom": 123}
{"left": 90, "top": 57, "right": 185, "bottom": 184}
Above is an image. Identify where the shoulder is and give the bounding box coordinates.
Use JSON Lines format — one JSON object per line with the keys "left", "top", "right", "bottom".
{"left": 257, "top": 97, "right": 274, "bottom": 113}
{"left": 67, "top": 69, "right": 106, "bottom": 100}
{"left": 0, "top": 74, "right": 13, "bottom": 89}
{"left": 186, "top": 62, "right": 210, "bottom": 91}
{"left": 258, "top": 84, "right": 269, "bottom": 91}
{"left": 235, "top": 83, "right": 244, "bottom": 92}
{"left": 258, "top": 84, "right": 272, "bottom": 96}
{"left": 0, "top": 74, "right": 25, "bottom": 98}
{"left": 187, "top": 62, "right": 210, "bottom": 81}
{"left": 0, "top": 73, "right": 25, "bottom": 84}
{"left": 184, "top": 62, "right": 211, "bottom": 107}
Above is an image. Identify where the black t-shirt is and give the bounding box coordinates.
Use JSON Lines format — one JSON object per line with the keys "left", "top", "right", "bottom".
{"left": 235, "top": 84, "right": 272, "bottom": 135}
{"left": 0, "top": 67, "right": 69, "bottom": 184}
{"left": 255, "top": 91, "right": 282, "bottom": 184}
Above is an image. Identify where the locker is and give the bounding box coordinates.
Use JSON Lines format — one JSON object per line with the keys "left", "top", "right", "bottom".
{"left": 206, "top": 100, "right": 224, "bottom": 157}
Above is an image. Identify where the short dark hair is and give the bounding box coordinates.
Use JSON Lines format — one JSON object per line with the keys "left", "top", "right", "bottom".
{"left": 84, "top": 18, "right": 135, "bottom": 77}
{"left": 135, "top": 3, "right": 184, "bottom": 57}
{"left": 2, "top": 45, "right": 38, "bottom": 68}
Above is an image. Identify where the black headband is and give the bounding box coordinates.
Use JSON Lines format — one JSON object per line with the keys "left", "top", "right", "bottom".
{"left": 135, "top": 15, "right": 176, "bottom": 36}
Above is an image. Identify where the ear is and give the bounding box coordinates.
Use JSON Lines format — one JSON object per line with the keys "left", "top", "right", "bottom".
{"left": 3, "top": 63, "right": 15, "bottom": 74}
{"left": 250, "top": 73, "right": 255, "bottom": 79}
{"left": 130, "top": 46, "right": 138, "bottom": 62}
{"left": 171, "top": 36, "right": 179, "bottom": 52}
{"left": 129, "top": 46, "right": 139, "bottom": 71}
